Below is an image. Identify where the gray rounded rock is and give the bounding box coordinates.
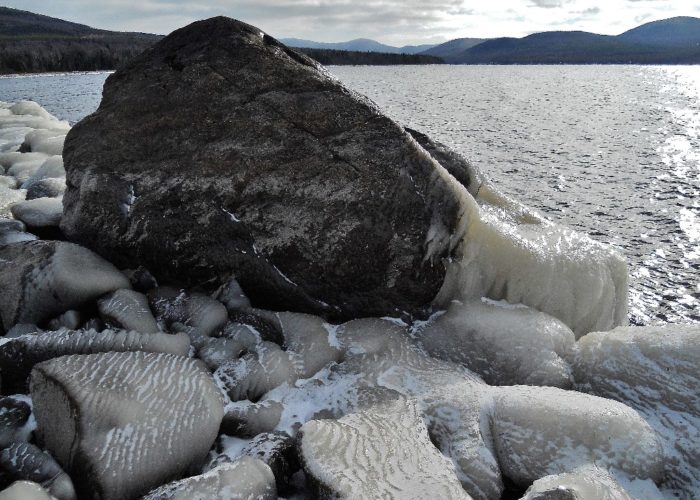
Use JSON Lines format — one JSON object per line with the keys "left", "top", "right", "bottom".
{"left": 10, "top": 197, "right": 62, "bottom": 229}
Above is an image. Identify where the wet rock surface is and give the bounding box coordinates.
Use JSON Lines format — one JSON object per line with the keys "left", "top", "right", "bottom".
{"left": 61, "top": 16, "right": 466, "bottom": 321}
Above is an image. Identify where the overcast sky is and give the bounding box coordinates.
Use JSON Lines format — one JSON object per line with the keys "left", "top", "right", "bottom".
{"left": 7, "top": 0, "right": 700, "bottom": 46}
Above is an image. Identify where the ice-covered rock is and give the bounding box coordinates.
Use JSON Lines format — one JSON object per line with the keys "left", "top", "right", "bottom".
{"left": 6, "top": 157, "right": 48, "bottom": 185}
{"left": 21, "top": 156, "right": 66, "bottom": 200}
{"left": 573, "top": 324, "right": 700, "bottom": 497}
{"left": 30, "top": 351, "right": 224, "bottom": 499}
{"left": 142, "top": 457, "right": 276, "bottom": 500}
{"left": 98, "top": 289, "right": 160, "bottom": 333}
{"left": 214, "top": 310, "right": 343, "bottom": 400}
{"left": 0, "top": 183, "right": 25, "bottom": 217}
{"left": 20, "top": 156, "right": 64, "bottom": 183}
{"left": 215, "top": 278, "right": 251, "bottom": 313}
{"left": 10, "top": 197, "right": 62, "bottom": 229}
{"left": 0, "top": 328, "right": 189, "bottom": 393}
{"left": 149, "top": 287, "right": 228, "bottom": 344}
{"left": 0, "top": 217, "right": 35, "bottom": 245}
{"left": 25, "top": 178, "right": 66, "bottom": 200}
{"left": 415, "top": 299, "right": 575, "bottom": 387}
{"left": 490, "top": 386, "right": 664, "bottom": 487}
{"left": 61, "top": 17, "right": 467, "bottom": 321}
{"left": 0, "top": 240, "right": 131, "bottom": 333}
{"left": 0, "top": 396, "right": 32, "bottom": 447}
{"left": 46, "top": 310, "right": 83, "bottom": 331}
{"left": 0, "top": 442, "right": 76, "bottom": 500}
{"left": 521, "top": 464, "right": 662, "bottom": 500}
{"left": 262, "top": 311, "right": 343, "bottom": 377}
{"left": 208, "top": 432, "right": 299, "bottom": 493}
{"left": 0, "top": 230, "right": 36, "bottom": 245}
{"left": 197, "top": 324, "right": 260, "bottom": 371}
{"left": 0, "top": 481, "right": 53, "bottom": 500}
{"left": 298, "top": 392, "right": 471, "bottom": 499}
{"left": 222, "top": 316, "right": 664, "bottom": 500}
{"left": 18, "top": 130, "right": 65, "bottom": 156}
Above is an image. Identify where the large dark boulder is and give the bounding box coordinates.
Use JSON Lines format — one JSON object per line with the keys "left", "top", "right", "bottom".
{"left": 61, "top": 16, "right": 466, "bottom": 320}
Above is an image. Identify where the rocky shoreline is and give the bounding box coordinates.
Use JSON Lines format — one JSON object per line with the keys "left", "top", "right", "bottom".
{"left": 0, "top": 16, "right": 697, "bottom": 500}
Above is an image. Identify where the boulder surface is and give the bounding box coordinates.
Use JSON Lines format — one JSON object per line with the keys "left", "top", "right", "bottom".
{"left": 61, "top": 16, "right": 467, "bottom": 320}
{"left": 30, "top": 352, "right": 224, "bottom": 500}
{"left": 0, "top": 241, "right": 131, "bottom": 333}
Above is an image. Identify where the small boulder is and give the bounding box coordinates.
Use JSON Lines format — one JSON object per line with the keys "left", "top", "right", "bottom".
{"left": 142, "top": 458, "right": 276, "bottom": 500}
{"left": 30, "top": 351, "right": 224, "bottom": 500}
{"left": 98, "top": 289, "right": 160, "bottom": 333}
{"left": 298, "top": 394, "right": 471, "bottom": 499}
{"left": 0, "top": 443, "right": 75, "bottom": 500}
{"left": 0, "top": 397, "right": 32, "bottom": 447}
{"left": 0, "top": 481, "right": 53, "bottom": 500}
{"left": 0, "top": 241, "right": 131, "bottom": 333}
{"left": 573, "top": 325, "right": 700, "bottom": 495}
{"left": 0, "top": 328, "right": 189, "bottom": 393}
{"left": 25, "top": 178, "right": 66, "bottom": 200}
{"left": 10, "top": 197, "right": 63, "bottom": 229}
{"left": 209, "top": 432, "right": 299, "bottom": 493}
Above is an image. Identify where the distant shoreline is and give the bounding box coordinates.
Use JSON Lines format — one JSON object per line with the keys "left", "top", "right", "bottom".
{"left": 3, "top": 61, "right": 700, "bottom": 78}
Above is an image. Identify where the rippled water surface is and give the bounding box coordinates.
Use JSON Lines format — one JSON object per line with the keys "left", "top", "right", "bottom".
{"left": 331, "top": 65, "right": 700, "bottom": 326}
{"left": 1, "top": 66, "right": 698, "bottom": 325}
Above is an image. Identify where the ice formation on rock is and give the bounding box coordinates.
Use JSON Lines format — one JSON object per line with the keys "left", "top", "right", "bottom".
{"left": 573, "top": 324, "right": 700, "bottom": 496}
{"left": 490, "top": 386, "right": 663, "bottom": 486}
{"left": 0, "top": 328, "right": 190, "bottom": 393}
{"left": 219, "top": 316, "right": 664, "bottom": 500}
{"left": 298, "top": 392, "right": 471, "bottom": 499}
{"left": 0, "top": 481, "right": 53, "bottom": 500}
{"left": 521, "top": 464, "right": 663, "bottom": 500}
{"left": 30, "top": 352, "right": 224, "bottom": 499}
{"left": 411, "top": 130, "right": 629, "bottom": 337}
{"left": 0, "top": 241, "right": 131, "bottom": 333}
{"left": 0, "top": 442, "right": 76, "bottom": 500}
{"left": 0, "top": 217, "right": 35, "bottom": 245}
{"left": 149, "top": 287, "right": 228, "bottom": 343}
{"left": 0, "top": 396, "right": 32, "bottom": 446}
{"left": 207, "top": 432, "right": 299, "bottom": 493}
{"left": 10, "top": 197, "right": 62, "bottom": 229}
{"left": 143, "top": 457, "right": 276, "bottom": 500}
{"left": 0, "top": 101, "right": 69, "bottom": 217}
{"left": 415, "top": 299, "right": 575, "bottom": 387}
{"left": 98, "top": 289, "right": 160, "bottom": 333}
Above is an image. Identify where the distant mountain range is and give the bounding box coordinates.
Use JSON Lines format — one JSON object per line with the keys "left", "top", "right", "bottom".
{"left": 281, "top": 17, "right": 700, "bottom": 64}
{"left": 452, "top": 17, "right": 700, "bottom": 64}
{"left": 280, "top": 37, "right": 436, "bottom": 55}
{"left": 1, "top": 6, "right": 700, "bottom": 73}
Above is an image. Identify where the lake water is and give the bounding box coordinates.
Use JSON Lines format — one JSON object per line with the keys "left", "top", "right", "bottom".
{"left": 1, "top": 66, "right": 698, "bottom": 326}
